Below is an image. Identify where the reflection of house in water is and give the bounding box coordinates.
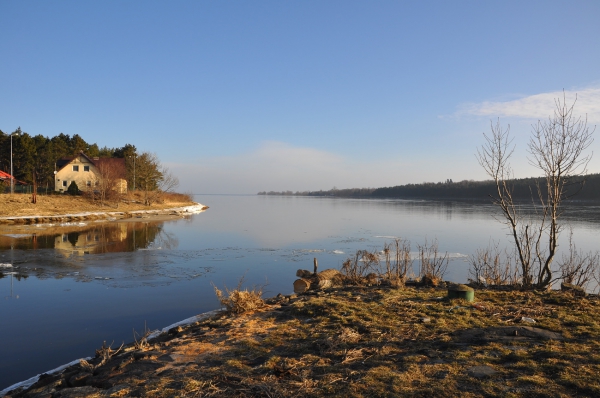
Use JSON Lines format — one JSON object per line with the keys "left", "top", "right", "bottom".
{"left": 1, "top": 221, "right": 172, "bottom": 255}
{"left": 54, "top": 224, "right": 130, "bottom": 256}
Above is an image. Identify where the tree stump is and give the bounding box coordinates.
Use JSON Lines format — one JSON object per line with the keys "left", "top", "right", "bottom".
{"left": 293, "top": 278, "right": 311, "bottom": 294}
{"left": 293, "top": 268, "right": 343, "bottom": 293}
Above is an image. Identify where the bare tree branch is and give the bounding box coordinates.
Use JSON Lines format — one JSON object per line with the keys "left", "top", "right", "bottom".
{"left": 476, "top": 92, "right": 595, "bottom": 290}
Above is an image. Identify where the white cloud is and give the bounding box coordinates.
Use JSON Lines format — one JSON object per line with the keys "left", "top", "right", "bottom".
{"left": 459, "top": 87, "right": 600, "bottom": 123}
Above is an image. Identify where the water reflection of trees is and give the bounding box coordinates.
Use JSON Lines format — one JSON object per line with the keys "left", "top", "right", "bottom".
{"left": 0, "top": 221, "right": 174, "bottom": 255}
{"left": 0, "top": 221, "right": 183, "bottom": 281}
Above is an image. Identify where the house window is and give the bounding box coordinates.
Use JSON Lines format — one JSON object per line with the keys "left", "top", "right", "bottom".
{"left": 86, "top": 181, "right": 92, "bottom": 187}
{"left": 63, "top": 180, "right": 68, "bottom": 187}
{"left": 84, "top": 165, "right": 90, "bottom": 172}
{"left": 73, "top": 165, "right": 79, "bottom": 172}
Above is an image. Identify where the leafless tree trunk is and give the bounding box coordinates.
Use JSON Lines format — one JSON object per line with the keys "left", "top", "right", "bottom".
{"left": 93, "top": 161, "right": 123, "bottom": 207}
{"left": 136, "top": 152, "right": 179, "bottom": 205}
{"left": 477, "top": 92, "right": 594, "bottom": 290}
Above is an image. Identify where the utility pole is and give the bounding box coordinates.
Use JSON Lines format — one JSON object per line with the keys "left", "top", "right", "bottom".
{"left": 129, "top": 154, "right": 136, "bottom": 191}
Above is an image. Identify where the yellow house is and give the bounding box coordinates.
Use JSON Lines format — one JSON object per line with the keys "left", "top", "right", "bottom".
{"left": 55, "top": 153, "right": 127, "bottom": 194}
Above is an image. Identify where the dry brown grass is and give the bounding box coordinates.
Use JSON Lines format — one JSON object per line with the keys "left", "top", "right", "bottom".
{"left": 213, "top": 279, "right": 266, "bottom": 314}
{"left": 178, "top": 286, "right": 600, "bottom": 397}
{"left": 0, "top": 192, "right": 197, "bottom": 218}
{"left": 10, "top": 285, "right": 600, "bottom": 398}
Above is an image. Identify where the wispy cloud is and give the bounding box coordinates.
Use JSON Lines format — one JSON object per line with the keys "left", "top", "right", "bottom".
{"left": 166, "top": 141, "right": 469, "bottom": 194}
{"left": 458, "top": 87, "right": 600, "bottom": 123}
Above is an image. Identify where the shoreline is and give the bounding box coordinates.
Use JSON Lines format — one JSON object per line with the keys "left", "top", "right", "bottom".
{"left": 0, "top": 203, "right": 208, "bottom": 226}
{"left": 0, "top": 308, "right": 225, "bottom": 396}
{"left": 0, "top": 202, "right": 211, "bottom": 395}
{"left": 3, "top": 285, "right": 598, "bottom": 397}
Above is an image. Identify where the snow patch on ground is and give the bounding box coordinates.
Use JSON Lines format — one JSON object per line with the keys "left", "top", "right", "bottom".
{"left": 147, "top": 309, "right": 224, "bottom": 340}
{"left": 0, "top": 203, "right": 207, "bottom": 222}
{"left": 0, "top": 358, "right": 91, "bottom": 397}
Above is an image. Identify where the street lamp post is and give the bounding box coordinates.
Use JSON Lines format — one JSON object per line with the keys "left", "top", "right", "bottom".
{"left": 10, "top": 132, "right": 19, "bottom": 195}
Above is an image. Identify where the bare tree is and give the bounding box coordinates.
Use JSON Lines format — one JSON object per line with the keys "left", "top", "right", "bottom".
{"left": 477, "top": 93, "right": 594, "bottom": 290}
{"left": 90, "top": 159, "right": 126, "bottom": 207}
{"left": 136, "top": 152, "right": 179, "bottom": 205}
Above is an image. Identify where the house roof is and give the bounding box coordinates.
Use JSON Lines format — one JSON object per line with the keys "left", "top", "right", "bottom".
{"left": 56, "top": 153, "right": 126, "bottom": 179}
{"left": 56, "top": 152, "right": 96, "bottom": 171}
{"left": 0, "top": 170, "right": 27, "bottom": 185}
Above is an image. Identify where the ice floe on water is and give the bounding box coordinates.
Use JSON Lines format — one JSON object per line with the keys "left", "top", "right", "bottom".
{"left": 332, "top": 250, "right": 344, "bottom": 254}
{"left": 447, "top": 252, "right": 469, "bottom": 259}
{"left": 0, "top": 263, "right": 13, "bottom": 268}
{"left": 362, "top": 252, "right": 469, "bottom": 261}
{"left": 374, "top": 235, "right": 400, "bottom": 239}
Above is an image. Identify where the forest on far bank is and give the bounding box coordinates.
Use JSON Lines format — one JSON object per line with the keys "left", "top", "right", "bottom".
{"left": 258, "top": 173, "right": 600, "bottom": 202}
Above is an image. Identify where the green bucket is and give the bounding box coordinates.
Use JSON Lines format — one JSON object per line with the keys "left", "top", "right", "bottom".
{"left": 447, "top": 284, "right": 475, "bottom": 302}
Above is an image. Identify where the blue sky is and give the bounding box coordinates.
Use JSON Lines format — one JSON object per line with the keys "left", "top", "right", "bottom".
{"left": 2, "top": 1, "right": 600, "bottom": 193}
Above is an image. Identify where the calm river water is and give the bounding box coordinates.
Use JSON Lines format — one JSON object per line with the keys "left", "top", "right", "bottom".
{"left": 1, "top": 195, "right": 600, "bottom": 389}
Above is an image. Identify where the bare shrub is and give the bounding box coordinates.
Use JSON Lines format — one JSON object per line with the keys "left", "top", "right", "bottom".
{"left": 383, "top": 238, "right": 413, "bottom": 286}
{"left": 341, "top": 249, "right": 381, "bottom": 285}
{"left": 80, "top": 341, "right": 124, "bottom": 372}
{"left": 133, "top": 322, "right": 155, "bottom": 351}
{"left": 212, "top": 277, "right": 266, "bottom": 314}
{"left": 559, "top": 230, "right": 599, "bottom": 290}
{"left": 417, "top": 239, "right": 448, "bottom": 284}
{"left": 161, "top": 191, "right": 194, "bottom": 203}
{"left": 468, "top": 241, "right": 519, "bottom": 287}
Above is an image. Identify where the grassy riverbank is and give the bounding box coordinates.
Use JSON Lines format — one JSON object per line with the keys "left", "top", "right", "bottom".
{"left": 0, "top": 192, "right": 200, "bottom": 222}
{"left": 5, "top": 284, "right": 600, "bottom": 397}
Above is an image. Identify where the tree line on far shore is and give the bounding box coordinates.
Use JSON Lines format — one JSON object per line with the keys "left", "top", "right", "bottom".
{"left": 258, "top": 173, "right": 600, "bottom": 202}
{"left": 0, "top": 127, "right": 177, "bottom": 200}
